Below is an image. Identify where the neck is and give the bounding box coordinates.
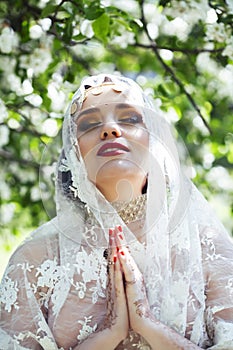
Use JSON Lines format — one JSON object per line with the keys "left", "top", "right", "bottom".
{"left": 97, "top": 177, "right": 146, "bottom": 202}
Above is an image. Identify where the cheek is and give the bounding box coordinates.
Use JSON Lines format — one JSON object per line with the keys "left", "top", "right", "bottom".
{"left": 130, "top": 128, "right": 149, "bottom": 150}
{"left": 77, "top": 134, "right": 95, "bottom": 159}
{"left": 77, "top": 139, "right": 86, "bottom": 159}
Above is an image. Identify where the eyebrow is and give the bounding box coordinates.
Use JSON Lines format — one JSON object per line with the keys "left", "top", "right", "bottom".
{"left": 115, "top": 103, "right": 135, "bottom": 110}
{"left": 77, "top": 107, "right": 100, "bottom": 119}
{"left": 77, "top": 103, "right": 136, "bottom": 120}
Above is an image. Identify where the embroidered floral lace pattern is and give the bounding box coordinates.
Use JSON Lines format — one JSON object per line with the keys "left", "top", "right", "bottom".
{"left": 77, "top": 316, "right": 97, "bottom": 342}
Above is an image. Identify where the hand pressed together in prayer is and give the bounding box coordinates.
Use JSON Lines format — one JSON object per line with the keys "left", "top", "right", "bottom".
{"left": 106, "top": 225, "right": 154, "bottom": 338}
{"left": 103, "top": 225, "right": 129, "bottom": 343}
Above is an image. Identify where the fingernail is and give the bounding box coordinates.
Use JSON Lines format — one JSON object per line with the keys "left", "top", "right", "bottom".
{"left": 119, "top": 234, "right": 123, "bottom": 240}
{"left": 109, "top": 228, "right": 114, "bottom": 235}
{"left": 120, "top": 250, "right": 125, "bottom": 256}
{"left": 118, "top": 225, "right": 123, "bottom": 232}
{"left": 113, "top": 255, "right": 117, "bottom": 263}
{"left": 117, "top": 247, "right": 119, "bottom": 252}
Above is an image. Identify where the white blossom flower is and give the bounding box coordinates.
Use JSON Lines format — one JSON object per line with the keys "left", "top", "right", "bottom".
{"left": 47, "top": 82, "right": 66, "bottom": 112}
{"left": 20, "top": 48, "right": 52, "bottom": 76}
{"left": 0, "top": 27, "right": 18, "bottom": 54}
{"left": 108, "top": 0, "right": 139, "bottom": 16}
{"left": 0, "top": 172, "right": 11, "bottom": 200}
{"left": 111, "top": 28, "right": 135, "bottom": 49}
{"left": 163, "top": 0, "right": 210, "bottom": 39}
{"left": 196, "top": 52, "right": 219, "bottom": 76}
{"left": 30, "top": 186, "right": 41, "bottom": 201}
{"left": 206, "top": 9, "right": 218, "bottom": 24}
{"left": 0, "top": 56, "right": 16, "bottom": 75}
{"left": 0, "top": 99, "right": 8, "bottom": 123}
{"left": 161, "top": 17, "right": 189, "bottom": 41}
{"left": 80, "top": 20, "right": 94, "bottom": 39}
{"left": 205, "top": 22, "right": 230, "bottom": 43}
{"left": 217, "top": 65, "right": 233, "bottom": 100}
{"left": 39, "top": 18, "right": 52, "bottom": 31}
{"left": 29, "top": 24, "right": 43, "bottom": 39}
{"left": 143, "top": 3, "right": 163, "bottom": 25}
{"left": 0, "top": 125, "right": 10, "bottom": 147}
{"left": 0, "top": 203, "right": 16, "bottom": 224}
{"left": 226, "top": 0, "right": 233, "bottom": 14}
{"left": 147, "top": 22, "right": 159, "bottom": 40}
{"left": 41, "top": 119, "right": 59, "bottom": 137}
{"left": 24, "top": 93, "right": 43, "bottom": 107}
{"left": 223, "top": 36, "right": 233, "bottom": 60}
{"left": 164, "top": 0, "right": 210, "bottom": 23}
{"left": 22, "top": 79, "right": 33, "bottom": 95}
{"left": 6, "top": 74, "right": 22, "bottom": 95}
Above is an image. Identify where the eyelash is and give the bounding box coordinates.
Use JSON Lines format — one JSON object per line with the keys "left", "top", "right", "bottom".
{"left": 77, "top": 121, "right": 101, "bottom": 132}
{"left": 119, "top": 113, "right": 143, "bottom": 124}
{"left": 77, "top": 112, "right": 143, "bottom": 132}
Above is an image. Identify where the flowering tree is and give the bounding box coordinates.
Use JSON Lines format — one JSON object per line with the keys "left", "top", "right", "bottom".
{"left": 0, "top": 0, "right": 233, "bottom": 274}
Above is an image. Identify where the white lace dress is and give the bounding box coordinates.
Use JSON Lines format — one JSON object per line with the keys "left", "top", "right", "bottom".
{"left": 1, "top": 211, "right": 233, "bottom": 350}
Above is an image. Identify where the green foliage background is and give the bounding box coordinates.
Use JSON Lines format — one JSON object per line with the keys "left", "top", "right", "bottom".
{"left": 0, "top": 0, "right": 233, "bottom": 277}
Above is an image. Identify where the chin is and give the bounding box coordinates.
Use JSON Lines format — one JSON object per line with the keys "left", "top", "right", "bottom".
{"left": 93, "top": 159, "right": 146, "bottom": 190}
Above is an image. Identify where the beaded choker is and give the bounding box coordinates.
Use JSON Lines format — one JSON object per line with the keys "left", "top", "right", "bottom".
{"left": 111, "top": 194, "right": 147, "bottom": 224}
{"left": 85, "top": 194, "right": 147, "bottom": 226}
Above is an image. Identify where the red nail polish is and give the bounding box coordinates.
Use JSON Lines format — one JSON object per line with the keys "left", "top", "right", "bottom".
{"left": 109, "top": 228, "right": 113, "bottom": 235}
{"left": 117, "top": 247, "right": 119, "bottom": 252}
{"left": 118, "top": 225, "right": 123, "bottom": 232}
{"left": 119, "top": 234, "right": 123, "bottom": 240}
{"left": 120, "top": 251, "right": 125, "bottom": 256}
{"left": 113, "top": 255, "right": 117, "bottom": 263}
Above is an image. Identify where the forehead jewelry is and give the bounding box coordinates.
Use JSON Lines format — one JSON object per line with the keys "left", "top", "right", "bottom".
{"left": 84, "top": 83, "right": 125, "bottom": 98}
{"left": 70, "top": 83, "right": 126, "bottom": 116}
{"left": 70, "top": 102, "right": 78, "bottom": 115}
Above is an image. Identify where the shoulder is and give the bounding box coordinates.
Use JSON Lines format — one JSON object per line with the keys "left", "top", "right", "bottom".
{"left": 9, "top": 217, "right": 59, "bottom": 267}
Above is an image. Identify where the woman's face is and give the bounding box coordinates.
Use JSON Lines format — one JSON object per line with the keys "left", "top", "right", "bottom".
{"left": 76, "top": 85, "right": 149, "bottom": 201}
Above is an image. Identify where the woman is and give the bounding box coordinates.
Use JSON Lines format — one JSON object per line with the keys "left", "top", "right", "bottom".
{"left": 1, "top": 73, "right": 233, "bottom": 349}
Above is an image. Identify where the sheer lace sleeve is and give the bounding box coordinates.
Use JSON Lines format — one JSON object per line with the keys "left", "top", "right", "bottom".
{"left": 201, "top": 227, "right": 233, "bottom": 349}
{"left": 0, "top": 222, "right": 59, "bottom": 350}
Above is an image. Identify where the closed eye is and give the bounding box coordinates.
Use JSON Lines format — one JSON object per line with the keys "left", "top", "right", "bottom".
{"left": 118, "top": 113, "right": 143, "bottom": 125}
{"left": 77, "top": 119, "right": 101, "bottom": 132}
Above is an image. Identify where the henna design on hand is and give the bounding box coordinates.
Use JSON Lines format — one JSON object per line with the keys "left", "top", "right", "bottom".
{"left": 133, "top": 299, "right": 150, "bottom": 318}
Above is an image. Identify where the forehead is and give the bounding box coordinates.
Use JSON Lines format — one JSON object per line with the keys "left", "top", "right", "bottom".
{"left": 81, "top": 84, "right": 144, "bottom": 111}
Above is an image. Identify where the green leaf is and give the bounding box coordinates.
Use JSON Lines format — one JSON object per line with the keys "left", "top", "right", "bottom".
{"left": 92, "top": 13, "right": 110, "bottom": 43}
{"left": 85, "top": 6, "right": 105, "bottom": 20}
{"left": 41, "top": 4, "right": 58, "bottom": 17}
{"left": 63, "top": 17, "right": 73, "bottom": 43}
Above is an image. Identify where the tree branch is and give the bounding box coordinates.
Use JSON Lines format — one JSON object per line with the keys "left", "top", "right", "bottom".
{"left": 138, "top": 0, "right": 212, "bottom": 134}
{"left": 136, "top": 43, "right": 224, "bottom": 55}
{"left": 0, "top": 149, "right": 40, "bottom": 169}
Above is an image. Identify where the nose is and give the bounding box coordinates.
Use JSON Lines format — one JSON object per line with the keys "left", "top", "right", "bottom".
{"left": 100, "top": 122, "right": 122, "bottom": 140}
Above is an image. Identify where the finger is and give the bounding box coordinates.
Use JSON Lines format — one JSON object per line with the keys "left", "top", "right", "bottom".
{"left": 106, "top": 228, "right": 117, "bottom": 286}
{"left": 114, "top": 256, "right": 129, "bottom": 327}
{"left": 114, "top": 256, "right": 125, "bottom": 298}
{"left": 118, "top": 248, "right": 139, "bottom": 284}
{"left": 115, "top": 225, "right": 128, "bottom": 247}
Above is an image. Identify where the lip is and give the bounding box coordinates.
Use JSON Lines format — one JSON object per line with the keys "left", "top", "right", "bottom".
{"left": 97, "top": 142, "right": 130, "bottom": 157}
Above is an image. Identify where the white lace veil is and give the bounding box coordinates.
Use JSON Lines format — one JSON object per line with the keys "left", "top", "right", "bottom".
{"left": 54, "top": 73, "right": 233, "bottom": 345}
{"left": 1, "top": 73, "right": 233, "bottom": 349}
